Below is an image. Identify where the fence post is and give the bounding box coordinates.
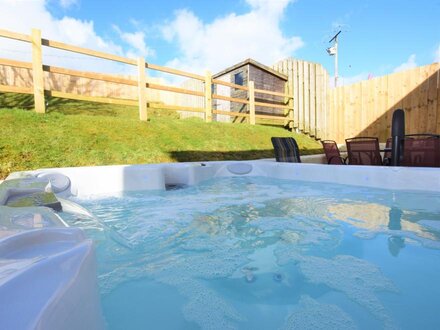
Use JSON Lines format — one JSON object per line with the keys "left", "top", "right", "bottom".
{"left": 31, "top": 29, "right": 45, "bottom": 114}
{"left": 249, "top": 81, "right": 256, "bottom": 125}
{"left": 137, "top": 57, "right": 148, "bottom": 121}
{"left": 204, "top": 70, "right": 212, "bottom": 122}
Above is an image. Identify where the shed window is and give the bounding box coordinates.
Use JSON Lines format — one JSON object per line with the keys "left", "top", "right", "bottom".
{"left": 234, "top": 72, "right": 244, "bottom": 86}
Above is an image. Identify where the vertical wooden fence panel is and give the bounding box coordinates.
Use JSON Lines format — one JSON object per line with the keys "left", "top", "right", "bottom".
{"left": 298, "top": 62, "right": 304, "bottom": 132}
{"left": 287, "top": 60, "right": 294, "bottom": 130}
{"left": 426, "top": 65, "right": 439, "bottom": 133}
{"left": 293, "top": 59, "right": 299, "bottom": 128}
{"left": 309, "top": 63, "right": 316, "bottom": 137}
{"left": 315, "top": 65, "right": 322, "bottom": 139}
{"left": 303, "top": 62, "right": 310, "bottom": 133}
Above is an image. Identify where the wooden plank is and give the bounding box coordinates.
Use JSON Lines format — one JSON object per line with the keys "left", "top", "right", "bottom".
{"left": 212, "top": 94, "right": 249, "bottom": 104}
{"left": 303, "top": 62, "right": 310, "bottom": 133}
{"left": 0, "top": 58, "right": 32, "bottom": 69}
{"left": 436, "top": 66, "right": 440, "bottom": 134}
{"left": 0, "top": 28, "right": 31, "bottom": 42}
{"left": 31, "top": 29, "right": 45, "bottom": 114}
{"left": 212, "top": 78, "right": 248, "bottom": 91}
{"left": 254, "top": 88, "right": 289, "bottom": 98}
{"left": 408, "top": 67, "right": 421, "bottom": 134}
{"left": 44, "top": 65, "right": 137, "bottom": 86}
{"left": 46, "top": 90, "right": 137, "bottom": 106}
{"left": 137, "top": 57, "right": 148, "bottom": 121}
{"left": 297, "top": 60, "right": 304, "bottom": 131}
{"left": 204, "top": 71, "right": 212, "bottom": 122}
{"left": 147, "top": 82, "right": 204, "bottom": 97}
{"left": 282, "top": 59, "right": 289, "bottom": 126}
{"left": 255, "top": 113, "right": 286, "bottom": 121}
{"left": 315, "top": 65, "right": 322, "bottom": 138}
{"left": 359, "top": 80, "right": 368, "bottom": 137}
{"left": 287, "top": 59, "right": 294, "bottom": 130}
{"left": 417, "top": 65, "right": 430, "bottom": 133}
{"left": 254, "top": 101, "right": 291, "bottom": 110}
{"left": 293, "top": 59, "right": 299, "bottom": 129}
{"left": 249, "top": 81, "right": 256, "bottom": 125}
{"left": 148, "top": 63, "right": 205, "bottom": 81}
{"left": 352, "top": 82, "right": 362, "bottom": 137}
{"left": 309, "top": 63, "right": 316, "bottom": 136}
{"left": 213, "top": 109, "right": 249, "bottom": 118}
{"left": 345, "top": 84, "right": 353, "bottom": 138}
{"left": 149, "top": 102, "right": 205, "bottom": 113}
{"left": 338, "top": 86, "right": 345, "bottom": 142}
{"left": 43, "top": 39, "right": 136, "bottom": 65}
{"left": 426, "top": 65, "right": 439, "bottom": 133}
{"left": 0, "top": 84, "right": 33, "bottom": 94}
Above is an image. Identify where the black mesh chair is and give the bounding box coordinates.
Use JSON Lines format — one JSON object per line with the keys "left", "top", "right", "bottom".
{"left": 271, "top": 137, "right": 301, "bottom": 163}
{"left": 321, "top": 140, "right": 346, "bottom": 165}
{"left": 345, "top": 137, "right": 383, "bottom": 165}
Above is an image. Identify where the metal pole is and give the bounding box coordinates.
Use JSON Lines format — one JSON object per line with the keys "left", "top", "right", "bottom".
{"left": 328, "top": 30, "right": 341, "bottom": 88}
{"left": 334, "top": 37, "right": 338, "bottom": 87}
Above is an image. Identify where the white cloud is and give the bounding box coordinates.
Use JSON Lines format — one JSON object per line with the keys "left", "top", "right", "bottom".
{"left": 393, "top": 54, "right": 417, "bottom": 73}
{"left": 161, "top": 0, "right": 303, "bottom": 74}
{"left": 435, "top": 44, "right": 440, "bottom": 63}
{"left": 113, "top": 25, "right": 155, "bottom": 59}
{"left": 59, "top": 0, "right": 78, "bottom": 9}
{"left": 0, "top": 0, "right": 138, "bottom": 74}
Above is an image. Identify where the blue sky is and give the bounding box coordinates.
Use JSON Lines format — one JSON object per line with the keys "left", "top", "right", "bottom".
{"left": 1, "top": 0, "right": 439, "bottom": 84}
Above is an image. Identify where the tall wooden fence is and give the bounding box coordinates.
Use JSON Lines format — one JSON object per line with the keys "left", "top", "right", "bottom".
{"left": 0, "top": 28, "right": 292, "bottom": 126}
{"left": 272, "top": 58, "right": 329, "bottom": 139}
{"left": 326, "top": 63, "right": 440, "bottom": 142}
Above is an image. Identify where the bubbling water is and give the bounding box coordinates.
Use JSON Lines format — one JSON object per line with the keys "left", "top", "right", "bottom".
{"left": 61, "top": 176, "right": 440, "bottom": 329}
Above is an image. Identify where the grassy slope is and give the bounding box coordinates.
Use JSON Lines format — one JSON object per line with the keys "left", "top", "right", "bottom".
{"left": 0, "top": 93, "right": 322, "bottom": 179}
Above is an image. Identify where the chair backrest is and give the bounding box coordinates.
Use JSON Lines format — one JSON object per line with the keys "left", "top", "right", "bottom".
{"left": 271, "top": 137, "right": 301, "bottom": 163}
{"left": 345, "top": 137, "right": 382, "bottom": 165}
{"left": 401, "top": 134, "right": 440, "bottom": 167}
{"left": 321, "top": 140, "right": 344, "bottom": 165}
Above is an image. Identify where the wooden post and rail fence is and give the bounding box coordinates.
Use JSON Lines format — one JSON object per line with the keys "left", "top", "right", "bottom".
{"left": 0, "top": 28, "right": 292, "bottom": 127}
{"left": 1, "top": 28, "right": 439, "bottom": 143}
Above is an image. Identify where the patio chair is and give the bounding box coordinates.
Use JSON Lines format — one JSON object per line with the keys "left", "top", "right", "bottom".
{"left": 345, "top": 137, "right": 383, "bottom": 165}
{"left": 321, "top": 140, "right": 346, "bottom": 165}
{"left": 401, "top": 134, "right": 440, "bottom": 167}
{"left": 271, "top": 137, "right": 301, "bottom": 163}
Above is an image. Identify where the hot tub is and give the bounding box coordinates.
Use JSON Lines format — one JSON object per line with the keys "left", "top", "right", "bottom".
{"left": 1, "top": 161, "right": 440, "bottom": 329}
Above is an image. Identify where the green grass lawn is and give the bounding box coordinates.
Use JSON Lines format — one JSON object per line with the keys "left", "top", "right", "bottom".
{"left": 0, "top": 93, "right": 322, "bottom": 179}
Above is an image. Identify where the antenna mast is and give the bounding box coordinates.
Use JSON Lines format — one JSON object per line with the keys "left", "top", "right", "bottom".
{"left": 327, "top": 30, "right": 341, "bottom": 87}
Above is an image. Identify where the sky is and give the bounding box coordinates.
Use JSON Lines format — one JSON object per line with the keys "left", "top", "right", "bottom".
{"left": 0, "top": 0, "right": 439, "bottom": 85}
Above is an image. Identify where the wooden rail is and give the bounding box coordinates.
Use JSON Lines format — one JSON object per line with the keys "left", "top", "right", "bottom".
{"left": 42, "top": 39, "right": 137, "bottom": 65}
{"left": 147, "top": 63, "right": 205, "bottom": 81}
{"left": 0, "top": 27, "right": 294, "bottom": 127}
{"left": 45, "top": 90, "right": 137, "bottom": 106}
{"left": 43, "top": 65, "right": 137, "bottom": 86}
{"left": 0, "top": 58, "right": 32, "bottom": 69}
{"left": 147, "top": 83, "right": 205, "bottom": 97}
{"left": 212, "top": 78, "right": 249, "bottom": 91}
